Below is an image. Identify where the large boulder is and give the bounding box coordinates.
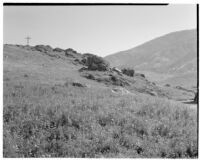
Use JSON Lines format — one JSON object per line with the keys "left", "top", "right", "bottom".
{"left": 112, "top": 67, "right": 122, "bottom": 75}
{"left": 111, "top": 87, "right": 131, "bottom": 95}
{"left": 82, "top": 54, "right": 110, "bottom": 71}
{"left": 34, "top": 45, "right": 53, "bottom": 53}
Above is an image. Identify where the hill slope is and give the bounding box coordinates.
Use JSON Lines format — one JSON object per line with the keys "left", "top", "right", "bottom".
{"left": 3, "top": 44, "right": 195, "bottom": 101}
{"left": 3, "top": 44, "right": 197, "bottom": 158}
{"left": 105, "top": 29, "right": 197, "bottom": 87}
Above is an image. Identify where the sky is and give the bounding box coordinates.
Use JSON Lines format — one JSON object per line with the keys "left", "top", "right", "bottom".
{"left": 3, "top": 4, "right": 196, "bottom": 57}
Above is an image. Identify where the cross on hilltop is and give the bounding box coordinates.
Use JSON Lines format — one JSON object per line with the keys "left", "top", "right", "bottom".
{"left": 25, "top": 36, "right": 31, "bottom": 46}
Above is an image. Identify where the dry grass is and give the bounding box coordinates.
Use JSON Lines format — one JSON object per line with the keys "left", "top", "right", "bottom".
{"left": 3, "top": 81, "right": 197, "bottom": 158}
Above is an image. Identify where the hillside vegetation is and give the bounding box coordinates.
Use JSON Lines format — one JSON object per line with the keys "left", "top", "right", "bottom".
{"left": 4, "top": 81, "right": 197, "bottom": 158}
{"left": 3, "top": 44, "right": 197, "bottom": 158}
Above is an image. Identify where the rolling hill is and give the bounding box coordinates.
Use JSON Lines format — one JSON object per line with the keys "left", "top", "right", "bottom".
{"left": 3, "top": 44, "right": 197, "bottom": 158}
{"left": 3, "top": 44, "right": 195, "bottom": 101}
{"left": 105, "top": 29, "right": 197, "bottom": 87}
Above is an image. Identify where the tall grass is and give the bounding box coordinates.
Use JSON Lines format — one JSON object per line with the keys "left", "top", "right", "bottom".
{"left": 3, "top": 81, "right": 197, "bottom": 158}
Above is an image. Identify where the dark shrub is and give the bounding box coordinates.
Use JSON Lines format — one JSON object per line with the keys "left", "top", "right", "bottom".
{"left": 82, "top": 54, "right": 110, "bottom": 71}
{"left": 73, "top": 59, "right": 84, "bottom": 65}
{"left": 110, "top": 75, "right": 117, "bottom": 82}
{"left": 65, "top": 48, "right": 82, "bottom": 58}
{"left": 72, "top": 82, "right": 86, "bottom": 87}
{"left": 121, "top": 68, "right": 135, "bottom": 77}
{"left": 24, "top": 74, "right": 29, "bottom": 78}
{"left": 53, "top": 47, "right": 64, "bottom": 52}
{"left": 34, "top": 45, "right": 53, "bottom": 53}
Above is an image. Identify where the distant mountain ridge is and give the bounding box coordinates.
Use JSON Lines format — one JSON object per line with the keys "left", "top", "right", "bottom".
{"left": 105, "top": 29, "right": 196, "bottom": 73}
{"left": 105, "top": 29, "right": 197, "bottom": 87}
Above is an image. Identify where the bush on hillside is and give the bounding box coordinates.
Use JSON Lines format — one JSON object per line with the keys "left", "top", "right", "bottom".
{"left": 34, "top": 45, "right": 53, "bottom": 53}
{"left": 82, "top": 54, "right": 110, "bottom": 71}
{"left": 121, "top": 68, "right": 135, "bottom": 77}
{"left": 53, "top": 47, "right": 64, "bottom": 52}
{"left": 65, "top": 48, "right": 82, "bottom": 58}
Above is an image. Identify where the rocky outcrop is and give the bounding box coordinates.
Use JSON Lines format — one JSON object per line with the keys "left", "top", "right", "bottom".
{"left": 34, "top": 45, "right": 53, "bottom": 53}
{"left": 111, "top": 87, "right": 132, "bottom": 95}
{"left": 81, "top": 71, "right": 130, "bottom": 87}
{"left": 112, "top": 67, "right": 122, "bottom": 75}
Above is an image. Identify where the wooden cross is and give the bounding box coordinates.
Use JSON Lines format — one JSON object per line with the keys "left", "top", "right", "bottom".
{"left": 25, "top": 36, "right": 31, "bottom": 46}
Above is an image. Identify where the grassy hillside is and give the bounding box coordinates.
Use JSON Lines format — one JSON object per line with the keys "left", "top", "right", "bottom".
{"left": 4, "top": 81, "right": 197, "bottom": 158}
{"left": 3, "top": 44, "right": 197, "bottom": 158}
{"left": 105, "top": 29, "right": 197, "bottom": 87}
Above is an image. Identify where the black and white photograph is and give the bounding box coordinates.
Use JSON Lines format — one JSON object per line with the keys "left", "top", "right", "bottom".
{"left": 3, "top": 2, "right": 198, "bottom": 158}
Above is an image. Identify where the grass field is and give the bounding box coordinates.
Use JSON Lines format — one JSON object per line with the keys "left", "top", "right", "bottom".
{"left": 3, "top": 45, "right": 197, "bottom": 158}
{"left": 3, "top": 80, "right": 197, "bottom": 158}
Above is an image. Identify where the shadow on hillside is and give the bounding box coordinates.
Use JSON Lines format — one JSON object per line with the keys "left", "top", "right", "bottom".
{"left": 182, "top": 101, "right": 197, "bottom": 105}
